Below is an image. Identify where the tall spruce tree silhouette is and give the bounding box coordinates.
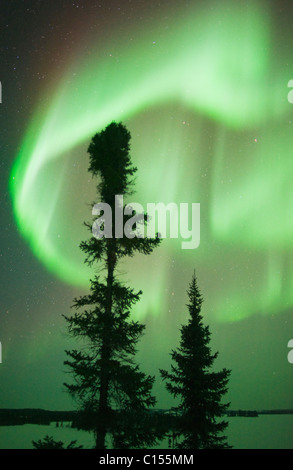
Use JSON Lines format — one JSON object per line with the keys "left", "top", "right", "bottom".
{"left": 160, "top": 272, "right": 231, "bottom": 449}
{"left": 63, "top": 122, "right": 161, "bottom": 449}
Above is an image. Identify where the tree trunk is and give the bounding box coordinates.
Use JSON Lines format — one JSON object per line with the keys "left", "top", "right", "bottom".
{"left": 95, "top": 239, "right": 116, "bottom": 449}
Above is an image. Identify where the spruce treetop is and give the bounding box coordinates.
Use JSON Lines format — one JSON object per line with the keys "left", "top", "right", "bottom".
{"left": 88, "top": 122, "right": 137, "bottom": 204}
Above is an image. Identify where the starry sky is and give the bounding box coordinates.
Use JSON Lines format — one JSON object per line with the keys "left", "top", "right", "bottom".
{"left": 1, "top": 0, "right": 293, "bottom": 421}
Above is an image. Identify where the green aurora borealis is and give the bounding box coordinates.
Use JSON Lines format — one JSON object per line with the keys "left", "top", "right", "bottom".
{"left": 9, "top": 0, "right": 293, "bottom": 321}
{"left": 1, "top": 0, "right": 293, "bottom": 423}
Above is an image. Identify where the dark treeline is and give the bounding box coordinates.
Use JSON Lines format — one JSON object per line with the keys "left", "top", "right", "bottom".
{"left": 0, "top": 409, "right": 77, "bottom": 426}
{"left": 3, "top": 407, "right": 293, "bottom": 427}
{"left": 0, "top": 408, "right": 177, "bottom": 432}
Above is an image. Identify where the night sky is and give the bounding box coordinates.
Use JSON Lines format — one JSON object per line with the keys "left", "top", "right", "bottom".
{"left": 1, "top": 0, "right": 293, "bottom": 425}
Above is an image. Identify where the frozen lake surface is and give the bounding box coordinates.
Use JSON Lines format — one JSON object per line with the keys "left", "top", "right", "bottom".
{"left": 0, "top": 415, "right": 292, "bottom": 449}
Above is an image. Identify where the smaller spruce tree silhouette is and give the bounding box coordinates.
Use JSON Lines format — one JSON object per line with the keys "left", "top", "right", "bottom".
{"left": 160, "top": 272, "right": 231, "bottom": 449}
